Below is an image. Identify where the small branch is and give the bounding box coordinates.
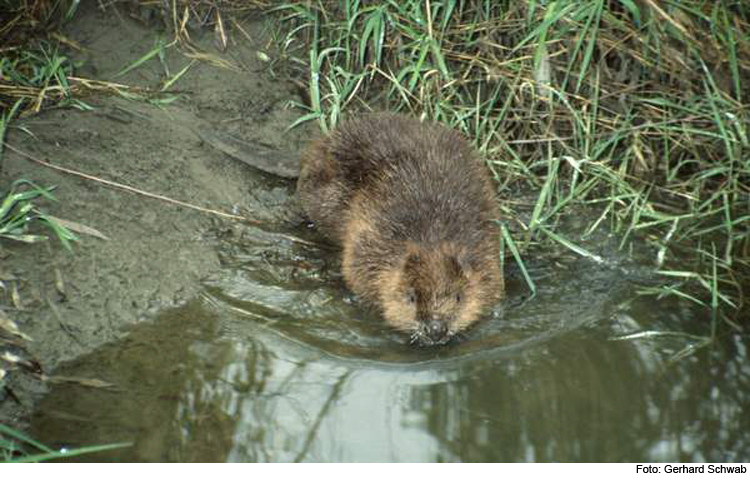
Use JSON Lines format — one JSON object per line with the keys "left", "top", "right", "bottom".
{"left": 3, "top": 142, "right": 257, "bottom": 224}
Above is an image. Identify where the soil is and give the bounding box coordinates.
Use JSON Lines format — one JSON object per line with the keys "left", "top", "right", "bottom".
{"left": 0, "top": 3, "right": 308, "bottom": 428}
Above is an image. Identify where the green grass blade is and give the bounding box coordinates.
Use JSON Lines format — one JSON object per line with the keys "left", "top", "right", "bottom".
{"left": 6, "top": 442, "right": 133, "bottom": 463}
{"left": 501, "top": 223, "right": 536, "bottom": 297}
{"left": 0, "top": 423, "right": 53, "bottom": 453}
{"left": 115, "top": 36, "right": 166, "bottom": 78}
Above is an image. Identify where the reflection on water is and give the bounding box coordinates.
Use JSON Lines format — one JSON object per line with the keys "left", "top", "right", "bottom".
{"left": 29, "top": 296, "right": 750, "bottom": 462}
{"left": 29, "top": 219, "right": 750, "bottom": 462}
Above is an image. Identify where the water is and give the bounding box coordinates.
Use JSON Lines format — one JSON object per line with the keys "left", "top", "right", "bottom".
{"left": 29, "top": 218, "right": 750, "bottom": 462}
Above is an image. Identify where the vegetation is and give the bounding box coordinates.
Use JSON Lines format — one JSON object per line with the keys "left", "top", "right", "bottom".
{"left": 0, "top": 0, "right": 265, "bottom": 113}
{"left": 0, "top": 178, "right": 79, "bottom": 250}
{"left": 1, "top": 423, "right": 130, "bottom": 462}
{"left": 269, "top": 0, "right": 750, "bottom": 331}
{"left": 0, "top": 1, "right": 746, "bottom": 320}
{"left": 0, "top": 0, "right": 746, "bottom": 337}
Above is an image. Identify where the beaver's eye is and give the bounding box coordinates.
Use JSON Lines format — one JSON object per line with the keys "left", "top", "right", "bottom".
{"left": 406, "top": 288, "right": 417, "bottom": 304}
{"left": 455, "top": 292, "right": 463, "bottom": 303}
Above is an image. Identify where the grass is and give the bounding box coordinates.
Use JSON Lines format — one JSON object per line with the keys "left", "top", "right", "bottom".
{"left": 0, "top": 423, "right": 131, "bottom": 462}
{"left": 0, "top": 0, "right": 211, "bottom": 114}
{"left": 0, "top": 179, "right": 79, "bottom": 251}
{"left": 1, "top": 89, "right": 78, "bottom": 250}
{"left": 271, "top": 0, "right": 750, "bottom": 329}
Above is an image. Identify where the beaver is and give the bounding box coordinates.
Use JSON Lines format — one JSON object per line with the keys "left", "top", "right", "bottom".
{"left": 297, "top": 113, "right": 504, "bottom": 345}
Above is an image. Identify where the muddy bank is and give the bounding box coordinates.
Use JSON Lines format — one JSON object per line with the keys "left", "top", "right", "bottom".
{"left": 1, "top": 4, "right": 307, "bottom": 426}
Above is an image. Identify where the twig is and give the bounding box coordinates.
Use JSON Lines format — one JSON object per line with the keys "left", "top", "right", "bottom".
{"left": 3, "top": 142, "right": 257, "bottom": 224}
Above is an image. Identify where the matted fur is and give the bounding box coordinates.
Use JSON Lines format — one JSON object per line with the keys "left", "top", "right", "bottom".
{"left": 298, "top": 113, "right": 503, "bottom": 345}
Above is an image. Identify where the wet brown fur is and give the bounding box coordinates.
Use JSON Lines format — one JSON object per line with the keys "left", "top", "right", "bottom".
{"left": 298, "top": 113, "right": 504, "bottom": 345}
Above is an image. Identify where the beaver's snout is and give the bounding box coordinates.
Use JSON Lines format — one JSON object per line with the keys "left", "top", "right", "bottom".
{"left": 424, "top": 319, "right": 449, "bottom": 344}
{"left": 410, "top": 319, "right": 452, "bottom": 347}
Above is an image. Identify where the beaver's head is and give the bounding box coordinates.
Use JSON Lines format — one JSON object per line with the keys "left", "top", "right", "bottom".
{"left": 375, "top": 242, "right": 503, "bottom": 346}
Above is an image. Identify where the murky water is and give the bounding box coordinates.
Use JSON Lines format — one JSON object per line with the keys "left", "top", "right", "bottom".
{"left": 29, "top": 218, "right": 750, "bottom": 462}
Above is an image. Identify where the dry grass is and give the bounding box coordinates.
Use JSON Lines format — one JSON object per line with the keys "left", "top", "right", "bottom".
{"left": 0, "top": 0, "right": 273, "bottom": 115}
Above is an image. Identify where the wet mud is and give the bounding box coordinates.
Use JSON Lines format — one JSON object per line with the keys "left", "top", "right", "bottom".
{"left": 0, "top": 3, "right": 307, "bottom": 425}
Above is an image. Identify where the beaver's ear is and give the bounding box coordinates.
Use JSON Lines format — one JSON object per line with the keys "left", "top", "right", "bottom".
{"left": 444, "top": 254, "right": 462, "bottom": 277}
{"left": 445, "top": 253, "right": 472, "bottom": 279}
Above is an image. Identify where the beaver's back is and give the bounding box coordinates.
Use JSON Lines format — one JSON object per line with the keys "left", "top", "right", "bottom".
{"left": 298, "top": 113, "right": 498, "bottom": 242}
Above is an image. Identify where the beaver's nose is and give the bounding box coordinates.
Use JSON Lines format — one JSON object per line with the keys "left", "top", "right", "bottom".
{"left": 425, "top": 319, "right": 448, "bottom": 343}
